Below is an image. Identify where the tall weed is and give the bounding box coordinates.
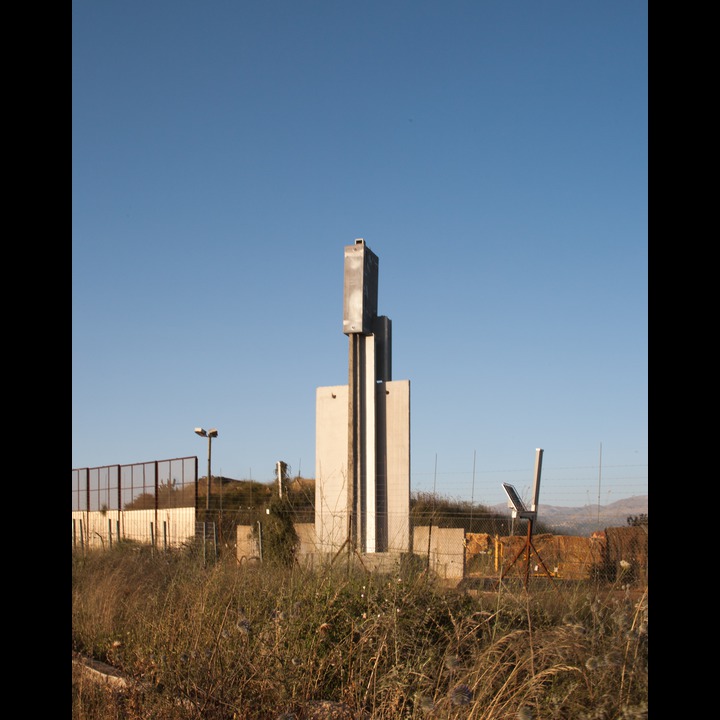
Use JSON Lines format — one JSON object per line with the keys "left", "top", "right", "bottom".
{"left": 72, "top": 546, "right": 647, "bottom": 719}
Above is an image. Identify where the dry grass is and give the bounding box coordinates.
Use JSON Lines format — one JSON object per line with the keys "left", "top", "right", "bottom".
{"left": 72, "top": 544, "right": 647, "bottom": 719}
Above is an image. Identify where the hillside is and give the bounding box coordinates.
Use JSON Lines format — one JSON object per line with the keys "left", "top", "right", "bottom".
{"left": 221, "top": 477, "right": 647, "bottom": 537}
{"left": 491, "top": 495, "right": 648, "bottom": 536}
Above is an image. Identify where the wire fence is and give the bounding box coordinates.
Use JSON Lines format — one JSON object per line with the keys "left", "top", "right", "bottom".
{"left": 72, "top": 457, "right": 199, "bottom": 513}
{"left": 71, "top": 506, "right": 647, "bottom": 592}
{"left": 72, "top": 459, "right": 647, "bottom": 591}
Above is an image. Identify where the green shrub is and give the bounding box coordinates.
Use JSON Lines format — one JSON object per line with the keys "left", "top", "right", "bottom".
{"left": 253, "top": 496, "right": 300, "bottom": 568}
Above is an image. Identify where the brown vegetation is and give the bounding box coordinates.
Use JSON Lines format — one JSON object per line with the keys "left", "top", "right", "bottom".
{"left": 72, "top": 543, "right": 647, "bottom": 719}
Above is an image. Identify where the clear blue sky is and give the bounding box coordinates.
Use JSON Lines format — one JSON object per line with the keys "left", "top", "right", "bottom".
{"left": 72, "top": 1, "right": 647, "bottom": 509}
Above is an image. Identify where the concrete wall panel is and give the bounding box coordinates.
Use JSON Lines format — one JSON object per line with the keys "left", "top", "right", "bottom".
{"left": 71, "top": 507, "right": 196, "bottom": 549}
{"left": 315, "top": 385, "right": 350, "bottom": 552}
{"left": 316, "top": 379, "right": 410, "bottom": 554}
{"left": 382, "top": 380, "right": 410, "bottom": 552}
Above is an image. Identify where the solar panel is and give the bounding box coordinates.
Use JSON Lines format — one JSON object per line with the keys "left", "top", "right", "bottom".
{"left": 502, "top": 483, "right": 527, "bottom": 513}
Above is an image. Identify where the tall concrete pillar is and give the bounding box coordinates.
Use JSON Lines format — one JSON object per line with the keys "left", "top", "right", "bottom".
{"left": 315, "top": 239, "right": 410, "bottom": 556}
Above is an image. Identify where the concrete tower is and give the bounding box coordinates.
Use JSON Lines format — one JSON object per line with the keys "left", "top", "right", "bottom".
{"left": 315, "top": 239, "right": 410, "bottom": 555}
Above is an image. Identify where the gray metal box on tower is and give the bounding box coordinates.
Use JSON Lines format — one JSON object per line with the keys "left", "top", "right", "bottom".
{"left": 343, "top": 239, "right": 379, "bottom": 334}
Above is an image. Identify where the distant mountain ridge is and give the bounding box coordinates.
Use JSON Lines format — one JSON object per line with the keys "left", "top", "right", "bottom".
{"left": 490, "top": 495, "right": 648, "bottom": 536}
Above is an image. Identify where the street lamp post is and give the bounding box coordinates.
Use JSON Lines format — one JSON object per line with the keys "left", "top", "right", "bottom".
{"left": 194, "top": 428, "right": 219, "bottom": 511}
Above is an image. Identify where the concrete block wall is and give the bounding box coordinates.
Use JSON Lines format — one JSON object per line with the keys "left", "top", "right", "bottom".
{"left": 412, "top": 526, "right": 466, "bottom": 580}
{"left": 236, "top": 524, "right": 260, "bottom": 561}
{"left": 71, "top": 507, "right": 197, "bottom": 549}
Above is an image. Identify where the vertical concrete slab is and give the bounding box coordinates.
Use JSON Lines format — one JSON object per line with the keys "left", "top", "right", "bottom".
{"left": 381, "top": 379, "right": 410, "bottom": 553}
{"left": 364, "top": 333, "right": 377, "bottom": 552}
{"left": 236, "top": 525, "right": 259, "bottom": 561}
{"left": 413, "top": 525, "right": 465, "bottom": 580}
{"left": 315, "top": 385, "right": 349, "bottom": 553}
{"left": 316, "top": 378, "right": 410, "bottom": 555}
